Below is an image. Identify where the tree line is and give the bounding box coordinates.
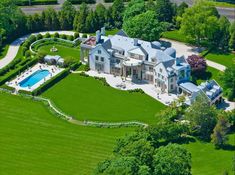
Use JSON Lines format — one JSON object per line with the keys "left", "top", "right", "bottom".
{"left": 94, "top": 96, "right": 235, "bottom": 175}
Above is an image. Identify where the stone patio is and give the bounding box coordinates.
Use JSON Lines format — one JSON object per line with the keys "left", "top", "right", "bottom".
{"left": 86, "top": 70, "right": 178, "bottom": 106}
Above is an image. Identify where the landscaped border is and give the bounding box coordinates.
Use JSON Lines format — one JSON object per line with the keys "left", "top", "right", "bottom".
{"left": 0, "top": 88, "right": 148, "bottom": 128}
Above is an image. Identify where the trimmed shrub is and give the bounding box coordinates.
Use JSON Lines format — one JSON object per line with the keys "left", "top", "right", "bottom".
{"left": 36, "top": 34, "right": 43, "bottom": 40}
{"left": 94, "top": 77, "right": 110, "bottom": 86}
{"left": 82, "top": 34, "right": 87, "bottom": 38}
{"left": 22, "top": 41, "right": 30, "bottom": 48}
{"left": 25, "top": 50, "right": 31, "bottom": 58}
{"left": 68, "top": 35, "right": 74, "bottom": 41}
{"left": 44, "top": 32, "right": 51, "bottom": 38}
{"left": 128, "top": 88, "right": 145, "bottom": 94}
{"left": 28, "top": 35, "right": 37, "bottom": 44}
{"left": 60, "top": 34, "right": 67, "bottom": 40}
{"left": 79, "top": 72, "right": 89, "bottom": 77}
{"left": 70, "top": 62, "right": 82, "bottom": 71}
{"left": 54, "top": 32, "right": 60, "bottom": 38}
{"left": 22, "top": 46, "right": 28, "bottom": 56}
{"left": 18, "top": 89, "right": 33, "bottom": 95}
{"left": 84, "top": 64, "right": 90, "bottom": 71}
{"left": 74, "top": 32, "right": 79, "bottom": 39}
{"left": 63, "top": 57, "right": 77, "bottom": 68}
{"left": 0, "top": 84, "right": 15, "bottom": 92}
{"left": 32, "top": 69, "right": 70, "bottom": 96}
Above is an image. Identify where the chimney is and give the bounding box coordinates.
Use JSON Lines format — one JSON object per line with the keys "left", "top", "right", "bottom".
{"left": 175, "top": 57, "right": 180, "bottom": 66}
{"left": 134, "top": 38, "right": 138, "bottom": 46}
{"left": 101, "top": 27, "right": 106, "bottom": 36}
{"left": 96, "top": 30, "right": 101, "bottom": 43}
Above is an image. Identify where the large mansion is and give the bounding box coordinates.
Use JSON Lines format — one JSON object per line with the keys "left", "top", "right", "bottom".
{"left": 80, "top": 28, "right": 222, "bottom": 105}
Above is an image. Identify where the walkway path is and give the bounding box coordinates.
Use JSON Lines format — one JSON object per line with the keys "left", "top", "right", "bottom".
{"left": 0, "top": 31, "right": 76, "bottom": 69}
{"left": 161, "top": 38, "right": 226, "bottom": 72}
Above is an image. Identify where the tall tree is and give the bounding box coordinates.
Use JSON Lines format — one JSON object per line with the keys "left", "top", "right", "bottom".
{"left": 95, "top": 4, "right": 107, "bottom": 29}
{"left": 111, "top": 0, "right": 125, "bottom": 28}
{"left": 59, "top": 1, "right": 76, "bottom": 30}
{"left": 185, "top": 95, "right": 217, "bottom": 140}
{"left": 211, "top": 114, "right": 230, "bottom": 148}
{"left": 73, "top": 3, "right": 89, "bottom": 32}
{"left": 179, "top": 1, "right": 220, "bottom": 46}
{"left": 123, "top": 10, "right": 165, "bottom": 41}
{"left": 209, "top": 16, "right": 231, "bottom": 51}
{"left": 155, "top": 0, "right": 175, "bottom": 22}
{"left": 221, "top": 66, "right": 235, "bottom": 101}
{"left": 153, "top": 144, "right": 191, "bottom": 175}
{"left": 85, "top": 10, "right": 98, "bottom": 33}
{"left": 42, "top": 7, "right": 60, "bottom": 30}
{"left": 123, "top": 0, "right": 145, "bottom": 21}
{"left": 0, "top": 0, "right": 27, "bottom": 39}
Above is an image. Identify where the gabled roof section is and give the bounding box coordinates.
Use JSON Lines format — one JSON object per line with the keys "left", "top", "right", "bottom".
{"left": 128, "top": 46, "right": 148, "bottom": 56}
{"left": 116, "top": 30, "right": 128, "bottom": 37}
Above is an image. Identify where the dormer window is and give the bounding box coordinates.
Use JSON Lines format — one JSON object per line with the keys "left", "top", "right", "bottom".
{"left": 98, "top": 50, "right": 101, "bottom": 54}
{"left": 160, "top": 68, "right": 162, "bottom": 73}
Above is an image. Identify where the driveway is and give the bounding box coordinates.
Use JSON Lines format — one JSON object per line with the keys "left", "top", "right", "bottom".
{"left": 0, "top": 31, "right": 76, "bottom": 69}
{"left": 161, "top": 38, "right": 226, "bottom": 72}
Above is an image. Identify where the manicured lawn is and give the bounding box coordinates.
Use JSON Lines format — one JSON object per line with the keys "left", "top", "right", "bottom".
{"left": 0, "top": 92, "right": 133, "bottom": 175}
{"left": 0, "top": 44, "right": 9, "bottom": 60}
{"left": 184, "top": 133, "right": 235, "bottom": 175}
{"left": 38, "top": 44, "right": 80, "bottom": 61}
{"left": 193, "top": 66, "right": 223, "bottom": 87}
{"left": 202, "top": 50, "right": 235, "bottom": 68}
{"left": 207, "top": 0, "right": 235, "bottom": 8}
{"left": 0, "top": 92, "right": 234, "bottom": 175}
{"left": 161, "top": 30, "right": 192, "bottom": 43}
{"left": 43, "top": 74, "right": 166, "bottom": 124}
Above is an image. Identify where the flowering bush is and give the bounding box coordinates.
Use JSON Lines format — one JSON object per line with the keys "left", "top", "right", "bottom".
{"left": 187, "top": 54, "right": 207, "bottom": 74}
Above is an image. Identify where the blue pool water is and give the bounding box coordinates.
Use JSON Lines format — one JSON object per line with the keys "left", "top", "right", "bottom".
{"left": 19, "top": 70, "right": 50, "bottom": 88}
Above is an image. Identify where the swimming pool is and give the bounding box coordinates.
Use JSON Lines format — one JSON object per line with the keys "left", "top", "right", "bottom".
{"left": 19, "top": 70, "right": 50, "bottom": 88}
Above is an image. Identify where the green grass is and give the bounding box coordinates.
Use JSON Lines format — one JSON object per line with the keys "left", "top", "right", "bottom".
{"left": 161, "top": 30, "right": 191, "bottom": 43}
{"left": 207, "top": 0, "right": 235, "bottom": 8}
{"left": 0, "top": 92, "right": 134, "bottom": 175}
{"left": 0, "top": 44, "right": 9, "bottom": 60}
{"left": 193, "top": 66, "right": 223, "bottom": 87}
{"left": 38, "top": 44, "right": 80, "bottom": 61}
{"left": 43, "top": 74, "right": 166, "bottom": 124}
{"left": 184, "top": 134, "right": 235, "bottom": 175}
{"left": 202, "top": 50, "right": 235, "bottom": 68}
{"left": 1, "top": 92, "right": 234, "bottom": 175}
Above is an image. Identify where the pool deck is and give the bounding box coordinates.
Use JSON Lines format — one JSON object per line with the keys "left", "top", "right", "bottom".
{"left": 7, "top": 63, "right": 63, "bottom": 91}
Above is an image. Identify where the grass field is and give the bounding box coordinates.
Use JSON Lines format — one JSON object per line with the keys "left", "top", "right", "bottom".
{"left": 38, "top": 44, "right": 80, "bottom": 61}
{"left": 0, "top": 92, "right": 134, "bottom": 175}
{"left": 0, "top": 44, "right": 9, "bottom": 60}
{"left": 1, "top": 92, "right": 234, "bottom": 175}
{"left": 43, "top": 74, "right": 166, "bottom": 124}
{"left": 162, "top": 30, "right": 191, "bottom": 43}
{"left": 184, "top": 134, "right": 235, "bottom": 175}
{"left": 203, "top": 50, "right": 235, "bottom": 68}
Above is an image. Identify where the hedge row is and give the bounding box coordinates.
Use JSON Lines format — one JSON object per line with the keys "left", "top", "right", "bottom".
{"left": 31, "top": 68, "right": 70, "bottom": 96}
{"left": 31, "top": 39, "right": 75, "bottom": 53}
{"left": 0, "top": 58, "right": 22, "bottom": 76}
{"left": 70, "top": 62, "right": 82, "bottom": 71}
{"left": 67, "top": 0, "right": 95, "bottom": 4}
{"left": 0, "top": 58, "right": 38, "bottom": 86}
{"left": 16, "top": 0, "right": 57, "bottom": 6}
{"left": 0, "top": 84, "right": 15, "bottom": 92}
